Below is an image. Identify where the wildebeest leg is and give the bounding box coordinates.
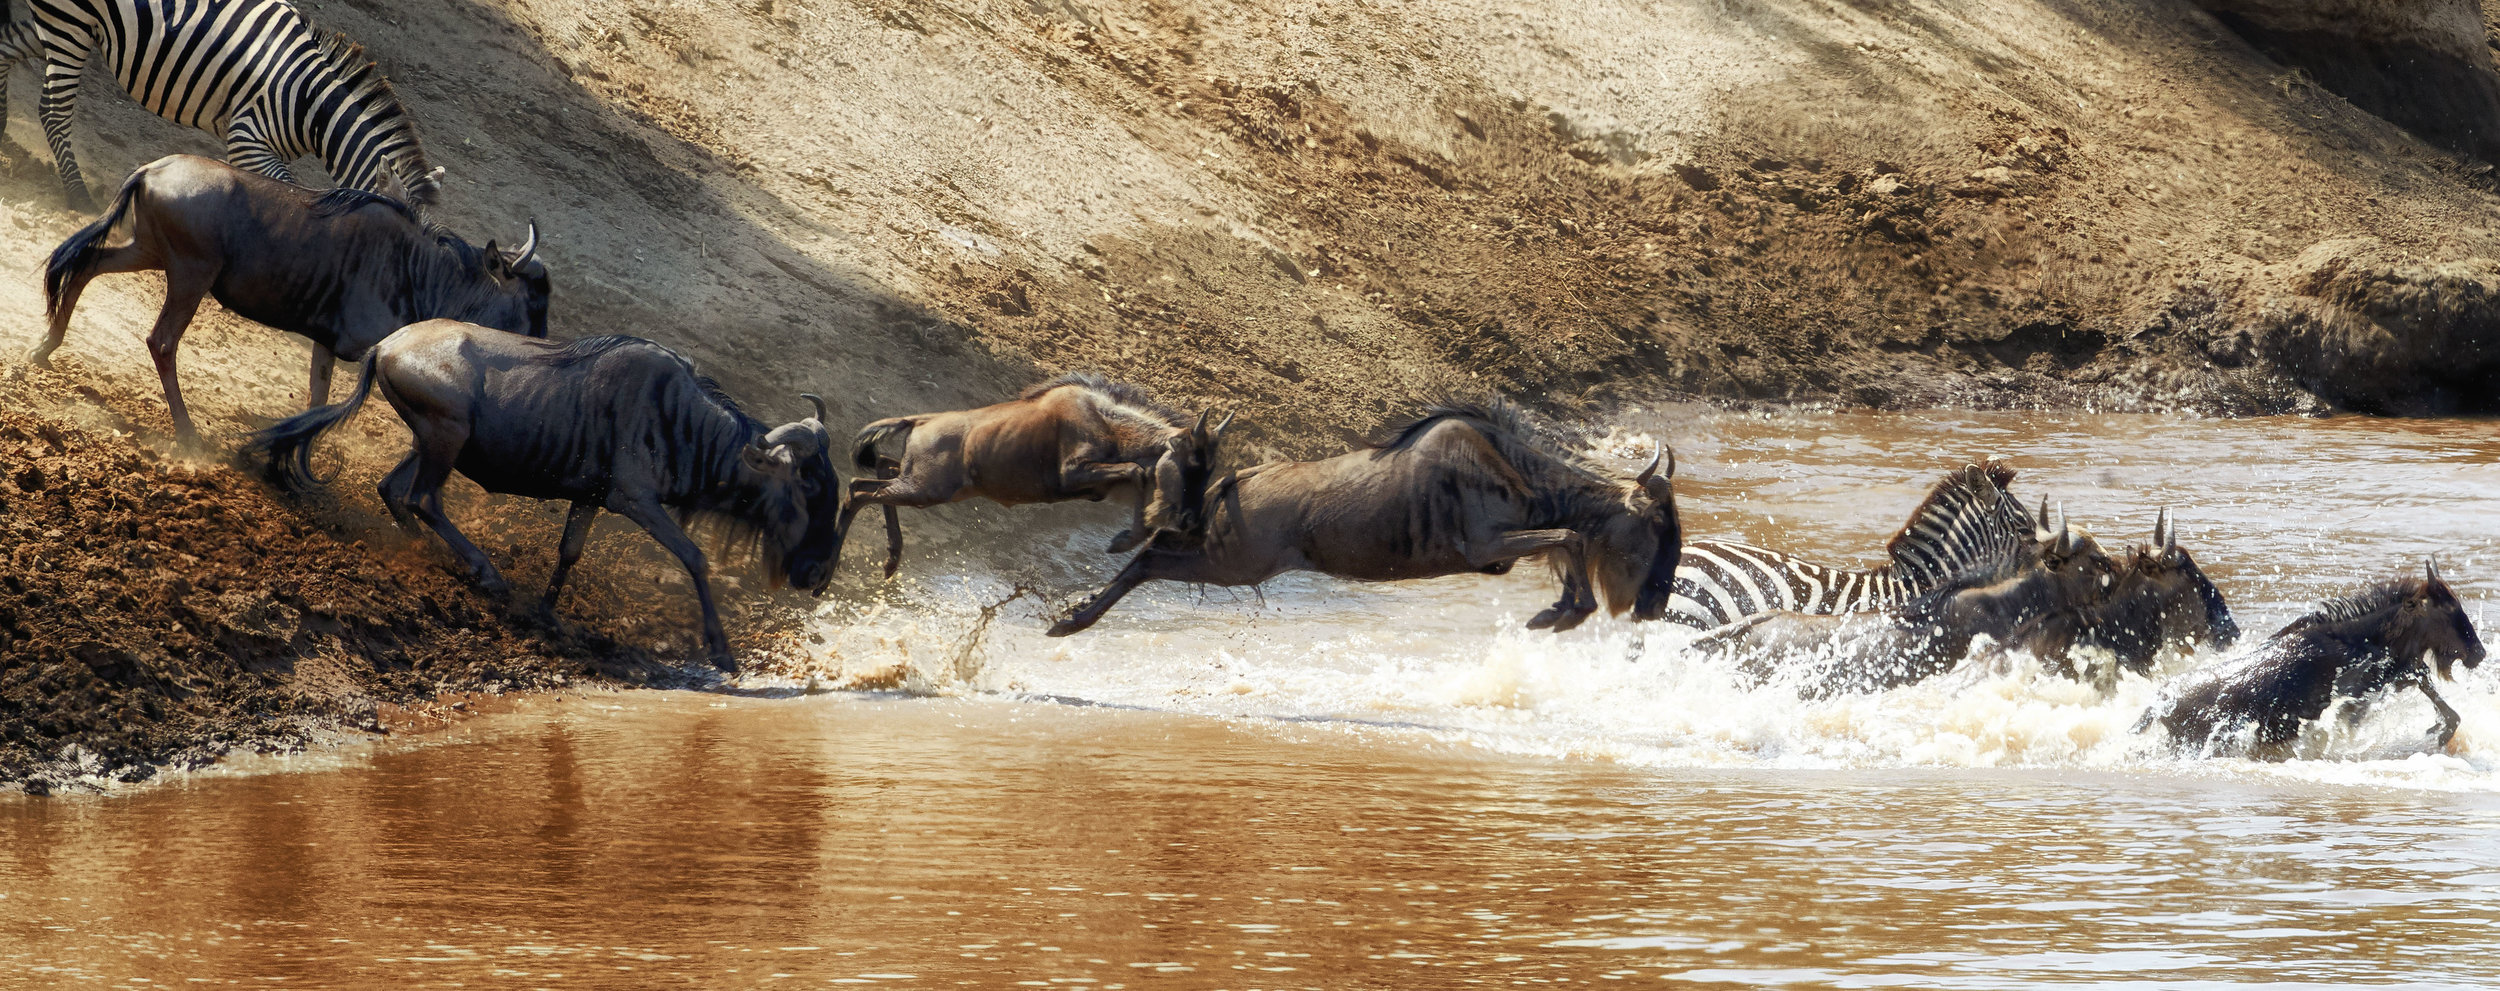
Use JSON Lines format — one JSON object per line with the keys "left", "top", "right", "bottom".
{"left": 1061, "top": 460, "right": 1153, "bottom": 551}
{"left": 36, "top": 51, "right": 94, "bottom": 210}
{"left": 401, "top": 424, "right": 510, "bottom": 597}
{"left": 375, "top": 454, "right": 423, "bottom": 534}
{"left": 838, "top": 476, "right": 946, "bottom": 578}
{"left": 1463, "top": 529, "right": 1594, "bottom": 632}
{"left": 1045, "top": 551, "right": 1160, "bottom": 637}
{"left": 610, "top": 496, "right": 735, "bottom": 670}
{"left": 30, "top": 239, "right": 155, "bottom": 368}
{"left": 147, "top": 264, "right": 217, "bottom": 446}
{"left": 307, "top": 344, "right": 336, "bottom": 408}
{"left": 2416, "top": 675, "right": 2463, "bottom": 749}
{"left": 538, "top": 501, "right": 600, "bottom": 621}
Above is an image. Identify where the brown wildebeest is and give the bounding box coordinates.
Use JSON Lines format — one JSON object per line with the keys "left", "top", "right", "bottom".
{"left": 1044, "top": 400, "right": 1683, "bottom": 636}
{"left": 2138, "top": 562, "right": 2485, "bottom": 759}
{"left": 32, "top": 155, "right": 547, "bottom": 446}
{"left": 246, "top": 321, "right": 841, "bottom": 671}
{"left": 1977, "top": 508, "right": 2240, "bottom": 687}
{"left": 1694, "top": 507, "right": 2120, "bottom": 697}
{"left": 839, "top": 373, "right": 1230, "bottom": 576}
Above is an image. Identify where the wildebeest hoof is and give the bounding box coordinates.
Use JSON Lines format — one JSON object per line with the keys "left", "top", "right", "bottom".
{"left": 708, "top": 651, "right": 739, "bottom": 673}
{"left": 1106, "top": 528, "right": 1140, "bottom": 553}
{"left": 1045, "top": 614, "right": 1091, "bottom": 637}
{"left": 476, "top": 576, "right": 512, "bottom": 598}
{"left": 1527, "top": 606, "right": 1592, "bottom": 632}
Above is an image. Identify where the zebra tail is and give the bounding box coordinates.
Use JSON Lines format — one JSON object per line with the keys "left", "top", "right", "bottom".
{"left": 245, "top": 352, "right": 381, "bottom": 491}
{"left": 44, "top": 169, "right": 144, "bottom": 317}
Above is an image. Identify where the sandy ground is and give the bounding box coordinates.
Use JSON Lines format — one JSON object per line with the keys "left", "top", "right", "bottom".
{"left": 5, "top": 0, "right": 2500, "bottom": 784}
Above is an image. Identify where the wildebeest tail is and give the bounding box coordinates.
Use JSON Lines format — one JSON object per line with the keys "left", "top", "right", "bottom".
{"left": 45, "top": 169, "right": 144, "bottom": 317}
{"left": 245, "top": 353, "right": 381, "bottom": 490}
{"left": 851, "top": 417, "right": 914, "bottom": 473}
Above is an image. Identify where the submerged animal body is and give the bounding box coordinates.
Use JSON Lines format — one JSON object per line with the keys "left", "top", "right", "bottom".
{"left": 247, "top": 320, "right": 841, "bottom": 670}
{"left": 1667, "top": 461, "right": 2035, "bottom": 628}
{"left": 841, "top": 373, "right": 1228, "bottom": 576}
{"left": 1045, "top": 400, "right": 1682, "bottom": 637}
{"left": 1986, "top": 509, "right": 2238, "bottom": 686}
{"left": 33, "top": 155, "right": 547, "bottom": 444}
{"left": 2140, "top": 565, "right": 2485, "bottom": 759}
{"left": 1697, "top": 511, "right": 2118, "bottom": 698}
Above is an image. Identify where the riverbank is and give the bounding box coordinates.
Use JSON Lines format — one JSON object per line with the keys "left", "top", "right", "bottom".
{"left": 0, "top": 364, "right": 821, "bottom": 793}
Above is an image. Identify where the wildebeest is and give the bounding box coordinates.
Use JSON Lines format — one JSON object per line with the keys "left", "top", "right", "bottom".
{"left": 1044, "top": 400, "right": 1682, "bottom": 636}
{"left": 840, "top": 372, "right": 1230, "bottom": 576}
{"left": 1982, "top": 509, "right": 2239, "bottom": 687}
{"left": 31, "top": 155, "right": 549, "bottom": 445}
{"left": 245, "top": 320, "right": 840, "bottom": 671}
{"left": 2137, "top": 563, "right": 2485, "bottom": 759}
{"left": 1695, "top": 506, "right": 2119, "bottom": 697}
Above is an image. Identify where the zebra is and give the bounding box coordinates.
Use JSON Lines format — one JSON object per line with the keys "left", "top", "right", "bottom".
{"left": 1666, "top": 461, "right": 2048, "bottom": 628}
{"left": 0, "top": 0, "right": 440, "bottom": 212}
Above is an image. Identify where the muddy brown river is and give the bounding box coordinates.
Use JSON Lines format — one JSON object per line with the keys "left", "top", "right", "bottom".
{"left": 9, "top": 408, "right": 2500, "bottom": 986}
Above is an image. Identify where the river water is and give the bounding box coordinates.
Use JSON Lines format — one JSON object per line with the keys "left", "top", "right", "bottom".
{"left": 8, "top": 408, "right": 2500, "bottom": 987}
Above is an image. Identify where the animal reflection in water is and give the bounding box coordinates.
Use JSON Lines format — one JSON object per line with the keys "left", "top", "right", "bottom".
{"left": 1045, "top": 401, "right": 1683, "bottom": 636}
{"left": 1694, "top": 508, "right": 2237, "bottom": 699}
{"left": 2139, "top": 563, "right": 2486, "bottom": 759}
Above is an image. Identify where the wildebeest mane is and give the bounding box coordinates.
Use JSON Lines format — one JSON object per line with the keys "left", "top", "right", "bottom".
{"left": 1376, "top": 397, "right": 1633, "bottom": 522}
{"left": 1022, "top": 371, "right": 1189, "bottom": 427}
{"left": 308, "top": 186, "right": 417, "bottom": 221}
{"left": 2301, "top": 578, "right": 2419, "bottom": 627}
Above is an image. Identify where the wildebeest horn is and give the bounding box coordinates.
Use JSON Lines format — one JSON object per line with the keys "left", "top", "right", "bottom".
{"left": 2151, "top": 507, "right": 2169, "bottom": 553}
{"left": 513, "top": 220, "right": 539, "bottom": 268}
{"left": 2034, "top": 496, "right": 2053, "bottom": 541}
{"left": 2054, "top": 502, "right": 2071, "bottom": 550}
{"left": 1213, "top": 410, "right": 1236, "bottom": 437}
{"left": 762, "top": 420, "right": 826, "bottom": 456}
{"left": 1635, "top": 446, "right": 1675, "bottom": 501}
{"left": 800, "top": 393, "right": 827, "bottom": 422}
{"left": 1633, "top": 450, "right": 1662, "bottom": 486}
{"left": 2429, "top": 557, "right": 2444, "bottom": 586}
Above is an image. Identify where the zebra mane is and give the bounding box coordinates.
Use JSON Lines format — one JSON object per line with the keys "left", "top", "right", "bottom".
{"left": 1023, "top": 371, "right": 1189, "bottom": 428}
{"left": 310, "top": 27, "right": 440, "bottom": 208}
{"left": 1883, "top": 459, "right": 2031, "bottom": 589}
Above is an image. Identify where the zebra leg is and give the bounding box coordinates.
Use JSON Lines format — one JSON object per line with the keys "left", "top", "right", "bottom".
{"left": 0, "top": 22, "right": 41, "bottom": 142}
{"left": 37, "top": 52, "right": 94, "bottom": 210}
{"left": 225, "top": 114, "right": 298, "bottom": 185}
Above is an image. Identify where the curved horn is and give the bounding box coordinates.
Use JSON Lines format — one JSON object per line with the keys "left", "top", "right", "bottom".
{"left": 1664, "top": 444, "right": 1676, "bottom": 478}
{"left": 512, "top": 219, "right": 540, "bottom": 268}
{"left": 1214, "top": 410, "right": 1236, "bottom": 435}
{"left": 2429, "top": 557, "right": 2444, "bottom": 586}
{"left": 800, "top": 393, "right": 827, "bottom": 422}
{"left": 2160, "top": 507, "right": 2176, "bottom": 554}
{"left": 2055, "top": 501, "right": 2071, "bottom": 550}
{"left": 2151, "top": 507, "right": 2169, "bottom": 553}
{"left": 2034, "top": 495, "right": 2053, "bottom": 541}
{"left": 1194, "top": 409, "right": 1212, "bottom": 433}
{"left": 1633, "top": 450, "right": 1662, "bottom": 486}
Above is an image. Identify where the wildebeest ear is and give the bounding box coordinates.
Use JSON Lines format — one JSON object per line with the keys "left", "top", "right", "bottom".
{"left": 482, "top": 240, "right": 510, "bottom": 277}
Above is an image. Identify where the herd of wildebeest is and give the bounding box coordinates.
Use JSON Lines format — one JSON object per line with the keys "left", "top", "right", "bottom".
{"left": 11, "top": 141, "right": 2487, "bottom": 761}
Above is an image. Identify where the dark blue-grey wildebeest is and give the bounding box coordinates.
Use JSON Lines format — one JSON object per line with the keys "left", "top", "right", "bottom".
{"left": 246, "top": 320, "right": 840, "bottom": 671}
{"left": 842, "top": 373, "right": 1230, "bottom": 577}
{"left": 32, "top": 155, "right": 548, "bottom": 445}
{"left": 1045, "top": 400, "right": 1682, "bottom": 636}
{"left": 2138, "top": 563, "right": 2484, "bottom": 759}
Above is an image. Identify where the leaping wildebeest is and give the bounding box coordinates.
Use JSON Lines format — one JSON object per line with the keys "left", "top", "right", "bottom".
{"left": 841, "top": 372, "right": 1231, "bottom": 576}
{"left": 1979, "top": 508, "right": 2239, "bottom": 687}
{"left": 32, "top": 155, "right": 549, "bottom": 445}
{"left": 246, "top": 320, "right": 841, "bottom": 671}
{"left": 1044, "top": 400, "right": 1683, "bottom": 637}
{"left": 2137, "top": 562, "right": 2484, "bottom": 759}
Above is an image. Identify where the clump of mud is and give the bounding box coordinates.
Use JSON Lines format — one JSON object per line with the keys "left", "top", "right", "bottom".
{"left": 0, "top": 365, "right": 801, "bottom": 793}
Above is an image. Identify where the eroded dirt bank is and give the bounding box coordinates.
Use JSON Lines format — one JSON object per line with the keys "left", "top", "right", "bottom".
{"left": 7, "top": 0, "right": 2500, "bottom": 785}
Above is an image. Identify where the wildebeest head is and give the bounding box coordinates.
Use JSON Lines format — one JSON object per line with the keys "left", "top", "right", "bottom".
{"left": 2141, "top": 508, "right": 2238, "bottom": 648}
{"left": 1593, "top": 447, "right": 1683, "bottom": 620}
{"left": 1146, "top": 409, "right": 1234, "bottom": 540}
{"left": 2400, "top": 560, "right": 2486, "bottom": 680}
{"left": 470, "top": 221, "right": 552, "bottom": 339}
{"left": 742, "top": 394, "right": 843, "bottom": 594}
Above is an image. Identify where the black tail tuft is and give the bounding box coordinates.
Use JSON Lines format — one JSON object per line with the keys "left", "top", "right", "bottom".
{"left": 44, "top": 170, "right": 143, "bottom": 317}
{"left": 245, "top": 353, "right": 380, "bottom": 490}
